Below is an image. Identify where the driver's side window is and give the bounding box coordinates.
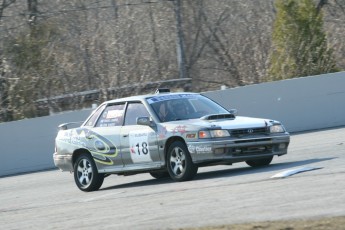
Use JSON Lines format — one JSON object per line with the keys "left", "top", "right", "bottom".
{"left": 124, "top": 102, "right": 150, "bottom": 126}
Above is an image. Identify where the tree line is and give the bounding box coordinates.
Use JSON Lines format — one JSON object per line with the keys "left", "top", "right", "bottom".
{"left": 0, "top": 0, "right": 344, "bottom": 122}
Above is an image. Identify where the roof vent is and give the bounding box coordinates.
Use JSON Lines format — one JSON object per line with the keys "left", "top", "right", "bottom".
{"left": 155, "top": 88, "right": 170, "bottom": 94}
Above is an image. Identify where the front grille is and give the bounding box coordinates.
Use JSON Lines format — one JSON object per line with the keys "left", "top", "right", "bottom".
{"left": 232, "top": 145, "right": 273, "bottom": 156}
{"left": 230, "top": 127, "right": 268, "bottom": 136}
{"left": 234, "top": 138, "right": 272, "bottom": 144}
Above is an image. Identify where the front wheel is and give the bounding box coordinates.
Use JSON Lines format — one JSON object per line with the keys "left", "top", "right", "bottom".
{"left": 167, "top": 141, "right": 198, "bottom": 182}
{"left": 74, "top": 153, "right": 104, "bottom": 192}
{"left": 150, "top": 171, "right": 170, "bottom": 179}
{"left": 246, "top": 156, "right": 273, "bottom": 167}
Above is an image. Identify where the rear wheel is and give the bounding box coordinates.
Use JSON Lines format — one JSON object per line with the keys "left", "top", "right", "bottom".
{"left": 167, "top": 141, "right": 198, "bottom": 181}
{"left": 74, "top": 153, "right": 104, "bottom": 192}
{"left": 246, "top": 156, "right": 273, "bottom": 167}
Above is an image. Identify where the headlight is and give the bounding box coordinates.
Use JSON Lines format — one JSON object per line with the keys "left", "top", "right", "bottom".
{"left": 199, "top": 130, "right": 230, "bottom": 138}
{"left": 270, "top": 125, "right": 285, "bottom": 133}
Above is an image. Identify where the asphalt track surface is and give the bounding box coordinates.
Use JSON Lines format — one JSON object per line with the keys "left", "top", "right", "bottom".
{"left": 1, "top": 127, "right": 345, "bottom": 230}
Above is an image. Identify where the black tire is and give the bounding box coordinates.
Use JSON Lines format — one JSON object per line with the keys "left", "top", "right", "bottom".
{"left": 149, "top": 171, "right": 170, "bottom": 179}
{"left": 246, "top": 156, "right": 273, "bottom": 167}
{"left": 167, "top": 141, "right": 198, "bottom": 181}
{"left": 74, "top": 153, "right": 104, "bottom": 192}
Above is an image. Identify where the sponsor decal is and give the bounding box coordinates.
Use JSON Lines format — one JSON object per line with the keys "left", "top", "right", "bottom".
{"left": 130, "top": 146, "right": 136, "bottom": 154}
{"left": 172, "top": 125, "right": 187, "bottom": 135}
{"left": 106, "top": 110, "right": 123, "bottom": 119}
{"left": 158, "top": 125, "right": 168, "bottom": 139}
{"left": 147, "top": 94, "right": 198, "bottom": 104}
{"left": 186, "top": 133, "right": 196, "bottom": 139}
{"left": 187, "top": 144, "right": 212, "bottom": 154}
{"left": 195, "top": 146, "right": 212, "bottom": 154}
{"left": 188, "top": 145, "right": 196, "bottom": 154}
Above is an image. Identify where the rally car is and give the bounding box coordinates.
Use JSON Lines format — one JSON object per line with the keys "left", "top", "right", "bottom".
{"left": 53, "top": 89, "right": 290, "bottom": 191}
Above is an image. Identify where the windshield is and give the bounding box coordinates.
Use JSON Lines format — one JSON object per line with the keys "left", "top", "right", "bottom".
{"left": 147, "top": 94, "right": 229, "bottom": 122}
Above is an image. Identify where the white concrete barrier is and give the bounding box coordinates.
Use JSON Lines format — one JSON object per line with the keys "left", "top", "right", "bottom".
{"left": 1, "top": 72, "right": 344, "bottom": 177}
{"left": 204, "top": 71, "right": 345, "bottom": 133}
{"left": 0, "top": 110, "right": 92, "bottom": 177}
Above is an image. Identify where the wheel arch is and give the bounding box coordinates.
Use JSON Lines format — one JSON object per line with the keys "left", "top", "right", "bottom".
{"left": 72, "top": 148, "right": 92, "bottom": 167}
{"left": 164, "top": 136, "right": 187, "bottom": 161}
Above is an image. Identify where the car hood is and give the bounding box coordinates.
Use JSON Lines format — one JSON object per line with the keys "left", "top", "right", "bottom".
{"left": 169, "top": 116, "right": 271, "bottom": 130}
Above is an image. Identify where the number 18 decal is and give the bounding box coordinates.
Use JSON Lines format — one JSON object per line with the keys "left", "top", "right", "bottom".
{"left": 135, "top": 142, "right": 148, "bottom": 155}
{"left": 129, "top": 131, "right": 152, "bottom": 163}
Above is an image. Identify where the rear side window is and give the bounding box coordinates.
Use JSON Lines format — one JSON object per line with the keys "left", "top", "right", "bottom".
{"left": 96, "top": 104, "right": 125, "bottom": 127}
{"left": 84, "top": 104, "right": 106, "bottom": 127}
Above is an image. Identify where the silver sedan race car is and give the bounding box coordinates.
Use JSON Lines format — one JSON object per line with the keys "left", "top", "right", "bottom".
{"left": 53, "top": 89, "right": 290, "bottom": 192}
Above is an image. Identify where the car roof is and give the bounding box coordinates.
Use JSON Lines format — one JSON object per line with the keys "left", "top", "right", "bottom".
{"left": 103, "top": 92, "right": 199, "bottom": 105}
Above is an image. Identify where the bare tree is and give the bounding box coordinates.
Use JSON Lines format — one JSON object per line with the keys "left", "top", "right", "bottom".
{"left": 0, "top": 0, "right": 16, "bottom": 20}
{"left": 27, "top": 0, "right": 37, "bottom": 25}
{"left": 0, "top": 0, "right": 344, "bottom": 121}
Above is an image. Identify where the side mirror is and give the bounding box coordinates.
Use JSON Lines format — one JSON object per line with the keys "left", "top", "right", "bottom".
{"left": 229, "top": 109, "right": 238, "bottom": 116}
{"left": 136, "top": 116, "right": 155, "bottom": 126}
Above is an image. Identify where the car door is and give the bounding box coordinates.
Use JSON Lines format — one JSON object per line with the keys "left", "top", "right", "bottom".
{"left": 120, "top": 101, "right": 161, "bottom": 170}
{"left": 88, "top": 103, "right": 125, "bottom": 173}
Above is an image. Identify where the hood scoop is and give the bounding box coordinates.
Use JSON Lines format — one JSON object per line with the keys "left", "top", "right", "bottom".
{"left": 200, "top": 113, "right": 235, "bottom": 121}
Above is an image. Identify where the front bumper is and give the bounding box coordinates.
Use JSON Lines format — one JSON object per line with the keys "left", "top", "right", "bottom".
{"left": 187, "top": 135, "right": 290, "bottom": 164}
{"left": 53, "top": 152, "right": 73, "bottom": 171}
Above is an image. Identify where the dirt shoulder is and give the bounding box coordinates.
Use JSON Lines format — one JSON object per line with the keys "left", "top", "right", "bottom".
{"left": 181, "top": 216, "right": 345, "bottom": 230}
